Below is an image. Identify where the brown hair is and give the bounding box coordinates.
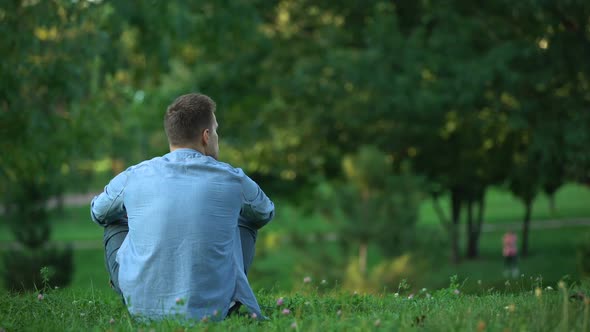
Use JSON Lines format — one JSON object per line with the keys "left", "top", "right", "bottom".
{"left": 164, "top": 93, "right": 216, "bottom": 146}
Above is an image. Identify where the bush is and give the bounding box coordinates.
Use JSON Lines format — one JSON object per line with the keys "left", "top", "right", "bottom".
{"left": 2, "top": 246, "right": 74, "bottom": 292}
{"left": 1, "top": 181, "right": 75, "bottom": 291}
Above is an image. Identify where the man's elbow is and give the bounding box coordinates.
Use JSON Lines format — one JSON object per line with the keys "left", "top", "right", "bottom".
{"left": 90, "top": 208, "right": 107, "bottom": 226}
{"left": 239, "top": 206, "right": 275, "bottom": 230}
{"left": 255, "top": 209, "right": 274, "bottom": 228}
{"left": 90, "top": 196, "right": 110, "bottom": 226}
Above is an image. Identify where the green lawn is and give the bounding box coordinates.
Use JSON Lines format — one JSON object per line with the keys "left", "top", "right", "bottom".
{"left": 422, "top": 226, "right": 590, "bottom": 292}
{"left": 1, "top": 281, "right": 588, "bottom": 331}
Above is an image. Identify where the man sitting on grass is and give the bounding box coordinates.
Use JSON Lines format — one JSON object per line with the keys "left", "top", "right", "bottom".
{"left": 90, "top": 93, "right": 274, "bottom": 320}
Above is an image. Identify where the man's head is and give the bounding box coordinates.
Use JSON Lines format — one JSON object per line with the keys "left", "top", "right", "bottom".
{"left": 164, "top": 93, "right": 219, "bottom": 159}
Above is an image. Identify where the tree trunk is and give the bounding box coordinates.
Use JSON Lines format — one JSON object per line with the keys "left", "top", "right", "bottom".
{"left": 475, "top": 192, "right": 485, "bottom": 253}
{"left": 548, "top": 193, "right": 556, "bottom": 216}
{"left": 359, "top": 240, "right": 368, "bottom": 277}
{"left": 521, "top": 200, "right": 532, "bottom": 257}
{"left": 450, "top": 188, "right": 462, "bottom": 264}
{"left": 56, "top": 192, "right": 65, "bottom": 216}
{"left": 466, "top": 199, "right": 477, "bottom": 259}
{"left": 466, "top": 191, "right": 486, "bottom": 259}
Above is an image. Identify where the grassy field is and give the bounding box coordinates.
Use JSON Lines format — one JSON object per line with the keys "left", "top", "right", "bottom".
{"left": 2, "top": 277, "right": 589, "bottom": 331}
{"left": 423, "top": 226, "right": 589, "bottom": 291}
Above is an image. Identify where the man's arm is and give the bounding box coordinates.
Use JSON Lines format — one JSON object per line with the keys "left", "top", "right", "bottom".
{"left": 239, "top": 174, "right": 275, "bottom": 230}
{"left": 90, "top": 171, "right": 128, "bottom": 226}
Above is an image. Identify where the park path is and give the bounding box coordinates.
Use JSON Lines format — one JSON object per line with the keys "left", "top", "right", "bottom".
{"left": 0, "top": 192, "right": 100, "bottom": 214}
{"left": 482, "top": 218, "right": 590, "bottom": 231}
{"left": 46, "top": 192, "right": 101, "bottom": 209}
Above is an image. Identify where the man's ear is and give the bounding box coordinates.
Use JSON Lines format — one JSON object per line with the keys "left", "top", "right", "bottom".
{"left": 201, "top": 128, "right": 210, "bottom": 146}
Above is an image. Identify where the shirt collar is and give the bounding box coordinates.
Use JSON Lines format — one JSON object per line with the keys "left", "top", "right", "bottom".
{"left": 165, "top": 148, "right": 204, "bottom": 158}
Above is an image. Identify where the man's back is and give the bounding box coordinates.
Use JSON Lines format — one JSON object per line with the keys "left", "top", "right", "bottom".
{"left": 94, "top": 149, "right": 266, "bottom": 320}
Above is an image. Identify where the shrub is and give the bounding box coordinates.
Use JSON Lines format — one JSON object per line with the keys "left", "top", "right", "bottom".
{"left": 2, "top": 246, "right": 74, "bottom": 292}
{"left": 1, "top": 181, "right": 75, "bottom": 291}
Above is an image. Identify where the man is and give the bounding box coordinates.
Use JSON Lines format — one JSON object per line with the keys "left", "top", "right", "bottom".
{"left": 90, "top": 93, "right": 274, "bottom": 321}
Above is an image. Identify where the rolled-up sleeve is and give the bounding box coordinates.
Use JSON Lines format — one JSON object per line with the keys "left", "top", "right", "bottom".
{"left": 90, "top": 171, "right": 128, "bottom": 226}
{"left": 239, "top": 174, "right": 275, "bottom": 230}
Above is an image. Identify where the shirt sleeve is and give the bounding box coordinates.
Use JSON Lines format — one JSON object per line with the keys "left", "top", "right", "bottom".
{"left": 90, "top": 170, "right": 129, "bottom": 226}
{"left": 239, "top": 173, "right": 275, "bottom": 230}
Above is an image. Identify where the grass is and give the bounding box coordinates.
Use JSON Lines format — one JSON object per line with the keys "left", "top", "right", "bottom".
{"left": 422, "top": 226, "right": 590, "bottom": 292}
{"left": 1, "top": 278, "right": 589, "bottom": 331}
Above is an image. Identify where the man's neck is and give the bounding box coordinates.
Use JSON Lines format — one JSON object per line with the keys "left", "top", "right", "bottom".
{"left": 169, "top": 145, "right": 206, "bottom": 155}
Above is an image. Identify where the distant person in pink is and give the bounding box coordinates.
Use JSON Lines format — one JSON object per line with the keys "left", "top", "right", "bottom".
{"left": 503, "top": 231, "right": 519, "bottom": 278}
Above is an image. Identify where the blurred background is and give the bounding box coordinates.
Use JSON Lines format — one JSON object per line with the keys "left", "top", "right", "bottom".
{"left": 1, "top": 0, "right": 589, "bottom": 295}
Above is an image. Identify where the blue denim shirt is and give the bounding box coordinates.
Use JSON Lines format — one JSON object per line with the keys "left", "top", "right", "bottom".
{"left": 90, "top": 149, "right": 274, "bottom": 320}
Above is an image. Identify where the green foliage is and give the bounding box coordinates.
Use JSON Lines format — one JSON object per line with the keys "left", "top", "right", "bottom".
{"left": 2, "top": 246, "right": 73, "bottom": 292}
{"left": 0, "top": 0, "right": 123, "bottom": 289}
{"left": 316, "top": 146, "right": 421, "bottom": 257}
{"left": 1, "top": 180, "right": 76, "bottom": 290}
{"left": 4, "top": 184, "right": 50, "bottom": 249}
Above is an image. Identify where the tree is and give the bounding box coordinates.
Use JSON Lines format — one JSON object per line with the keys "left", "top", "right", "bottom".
{"left": 316, "top": 146, "right": 421, "bottom": 276}
{"left": 0, "top": 0, "right": 118, "bottom": 290}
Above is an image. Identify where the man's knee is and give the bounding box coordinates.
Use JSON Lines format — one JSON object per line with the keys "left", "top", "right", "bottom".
{"left": 104, "top": 224, "right": 128, "bottom": 266}
{"left": 103, "top": 220, "right": 128, "bottom": 294}
{"left": 239, "top": 225, "right": 258, "bottom": 275}
{"left": 239, "top": 224, "right": 257, "bottom": 242}
{"left": 103, "top": 220, "right": 129, "bottom": 243}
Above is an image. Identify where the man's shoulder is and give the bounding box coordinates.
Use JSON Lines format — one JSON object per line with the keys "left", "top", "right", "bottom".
{"left": 120, "top": 156, "right": 165, "bottom": 176}
{"left": 208, "top": 159, "right": 246, "bottom": 178}
{"left": 125, "top": 154, "right": 246, "bottom": 178}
